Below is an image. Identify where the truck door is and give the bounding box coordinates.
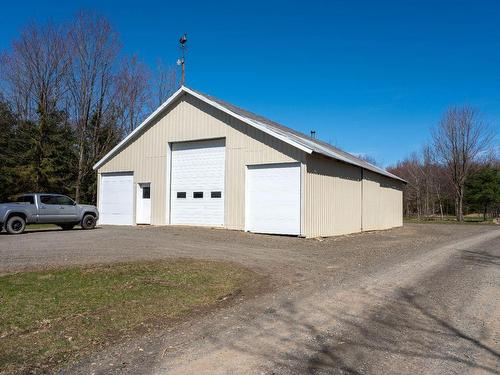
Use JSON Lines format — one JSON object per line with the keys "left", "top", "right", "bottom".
{"left": 54, "top": 195, "right": 78, "bottom": 222}
{"left": 38, "top": 195, "right": 78, "bottom": 223}
{"left": 38, "top": 195, "right": 59, "bottom": 223}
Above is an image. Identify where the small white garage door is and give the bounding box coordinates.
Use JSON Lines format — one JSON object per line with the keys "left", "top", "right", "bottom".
{"left": 246, "top": 163, "right": 301, "bottom": 235}
{"left": 170, "top": 139, "right": 225, "bottom": 226}
{"left": 99, "top": 173, "right": 134, "bottom": 225}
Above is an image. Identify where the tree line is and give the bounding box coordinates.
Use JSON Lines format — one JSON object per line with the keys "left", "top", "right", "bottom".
{"left": 387, "top": 106, "right": 498, "bottom": 222}
{"left": 0, "top": 12, "right": 177, "bottom": 204}
{"left": 0, "top": 12, "right": 497, "bottom": 221}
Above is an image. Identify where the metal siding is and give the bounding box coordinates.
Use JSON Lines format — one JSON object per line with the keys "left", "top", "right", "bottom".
{"left": 304, "top": 154, "right": 362, "bottom": 237}
{"left": 362, "top": 170, "right": 404, "bottom": 230}
{"left": 98, "top": 94, "right": 304, "bottom": 228}
{"left": 304, "top": 154, "right": 403, "bottom": 237}
{"left": 303, "top": 155, "right": 337, "bottom": 237}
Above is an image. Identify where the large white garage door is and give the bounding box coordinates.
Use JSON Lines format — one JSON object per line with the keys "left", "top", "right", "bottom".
{"left": 246, "top": 163, "right": 301, "bottom": 235}
{"left": 170, "top": 139, "right": 225, "bottom": 226}
{"left": 99, "top": 173, "right": 134, "bottom": 225}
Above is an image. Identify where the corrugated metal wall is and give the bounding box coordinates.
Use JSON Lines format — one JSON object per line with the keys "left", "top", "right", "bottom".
{"left": 303, "top": 153, "right": 403, "bottom": 237}
{"left": 98, "top": 92, "right": 403, "bottom": 236}
{"left": 98, "top": 93, "right": 304, "bottom": 228}
{"left": 303, "top": 154, "right": 362, "bottom": 237}
{"left": 362, "top": 170, "right": 404, "bottom": 230}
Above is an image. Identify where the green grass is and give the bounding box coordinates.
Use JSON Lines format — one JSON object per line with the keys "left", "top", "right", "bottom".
{"left": 0, "top": 260, "right": 258, "bottom": 374}
{"left": 25, "top": 223, "right": 60, "bottom": 230}
{"left": 404, "top": 215, "right": 497, "bottom": 225}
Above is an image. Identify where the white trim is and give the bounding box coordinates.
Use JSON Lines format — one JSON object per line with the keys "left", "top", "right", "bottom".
{"left": 169, "top": 138, "right": 226, "bottom": 227}
{"left": 165, "top": 142, "right": 172, "bottom": 224}
{"left": 244, "top": 165, "right": 249, "bottom": 232}
{"left": 136, "top": 182, "right": 151, "bottom": 225}
{"left": 98, "top": 171, "right": 134, "bottom": 225}
{"left": 93, "top": 86, "right": 313, "bottom": 171}
{"left": 93, "top": 87, "right": 185, "bottom": 170}
{"left": 245, "top": 162, "right": 301, "bottom": 235}
{"left": 92, "top": 85, "right": 405, "bottom": 184}
{"left": 182, "top": 87, "right": 313, "bottom": 154}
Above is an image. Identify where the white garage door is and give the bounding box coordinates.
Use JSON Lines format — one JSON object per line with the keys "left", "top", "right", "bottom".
{"left": 246, "top": 163, "right": 301, "bottom": 235}
{"left": 99, "top": 173, "right": 134, "bottom": 225}
{"left": 170, "top": 139, "right": 225, "bottom": 226}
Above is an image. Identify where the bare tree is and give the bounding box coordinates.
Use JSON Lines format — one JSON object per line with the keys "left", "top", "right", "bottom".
{"left": 0, "top": 21, "right": 69, "bottom": 120}
{"left": 0, "top": 21, "right": 70, "bottom": 189}
{"left": 432, "top": 106, "right": 493, "bottom": 221}
{"left": 388, "top": 153, "right": 424, "bottom": 218}
{"left": 115, "top": 55, "right": 150, "bottom": 134}
{"left": 66, "top": 11, "right": 120, "bottom": 202}
{"left": 358, "top": 154, "right": 379, "bottom": 167}
{"left": 150, "top": 59, "right": 177, "bottom": 110}
{"left": 0, "top": 12, "right": 179, "bottom": 203}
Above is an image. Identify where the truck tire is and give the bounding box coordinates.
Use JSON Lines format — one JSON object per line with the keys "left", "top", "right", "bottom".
{"left": 81, "top": 214, "right": 96, "bottom": 230}
{"left": 6, "top": 216, "right": 26, "bottom": 234}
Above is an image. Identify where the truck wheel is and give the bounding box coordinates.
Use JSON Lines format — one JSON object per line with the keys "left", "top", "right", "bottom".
{"left": 81, "top": 214, "right": 96, "bottom": 230}
{"left": 60, "top": 224, "right": 74, "bottom": 230}
{"left": 6, "top": 216, "right": 26, "bottom": 234}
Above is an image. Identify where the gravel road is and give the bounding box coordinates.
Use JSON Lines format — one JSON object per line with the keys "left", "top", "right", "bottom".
{"left": 1, "top": 223, "right": 499, "bottom": 374}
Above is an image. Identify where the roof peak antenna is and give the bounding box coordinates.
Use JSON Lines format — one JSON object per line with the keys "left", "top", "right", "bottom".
{"left": 177, "top": 33, "right": 188, "bottom": 86}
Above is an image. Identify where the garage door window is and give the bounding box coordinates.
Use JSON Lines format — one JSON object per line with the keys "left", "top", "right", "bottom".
{"left": 170, "top": 139, "right": 225, "bottom": 226}
{"left": 211, "top": 191, "right": 222, "bottom": 198}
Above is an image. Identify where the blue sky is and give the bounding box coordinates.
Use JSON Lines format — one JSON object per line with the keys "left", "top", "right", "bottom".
{"left": 1, "top": 0, "right": 499, "bottom": 166}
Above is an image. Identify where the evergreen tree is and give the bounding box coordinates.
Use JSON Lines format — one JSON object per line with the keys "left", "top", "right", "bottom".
{"left": 465, "top": 166, "right": 500, "bottom": 220}
{"left": 31, "top": 109, "right": 77, "bottom": 196}
{"left": 0, "top": 101, "right": 18, "bottom": 201}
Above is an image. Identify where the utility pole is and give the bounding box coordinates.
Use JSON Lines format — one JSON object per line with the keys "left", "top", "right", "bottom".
{"left": 177, "top": 33, "right": 187, "bottom": 86}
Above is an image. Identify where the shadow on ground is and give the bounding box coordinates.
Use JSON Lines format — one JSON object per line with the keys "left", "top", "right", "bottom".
{"left": 199, "top": 246, "right": 500, "bottom": 375}
{"left": 206, "top": 287, "right": 500, "bottom": 374}
{"left": 461, "top": 249, "right": 500, "bottom": 267}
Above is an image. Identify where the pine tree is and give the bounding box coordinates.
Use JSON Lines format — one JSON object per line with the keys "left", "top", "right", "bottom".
{"left": 0, "top": 101, "right": 18, "bottom": 201}
{"left": 465, "top": 166, "right": 500, "bottom": 220}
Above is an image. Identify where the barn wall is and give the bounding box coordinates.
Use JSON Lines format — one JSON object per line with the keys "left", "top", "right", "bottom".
{"left": 362, "top": 170, "right": 404, "bottom": 230}
{"left": 303, "top": 154, "right": 362, "bottom": 237}
{"left": 303, "top": 154, "right": 403, "bottom": 237}
{"left": 98, "top": 93, "right": 305, "bottom": 228}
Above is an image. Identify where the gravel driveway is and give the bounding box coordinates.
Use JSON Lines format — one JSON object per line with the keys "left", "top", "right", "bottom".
{"left": 1, "top": 223, "right": 499, "bottom": 374}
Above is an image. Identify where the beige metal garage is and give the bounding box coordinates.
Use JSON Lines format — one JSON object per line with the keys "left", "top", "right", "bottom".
{"left": 93, "top": 86, "right": 405, "bottom": 237}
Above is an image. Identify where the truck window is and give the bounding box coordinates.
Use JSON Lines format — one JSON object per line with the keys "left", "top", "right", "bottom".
{"left": 55, "top": 196, "right": 75, "bottom": 206}
{"left": 40, "top": 195, "right": 58, "bottom": 205}
{"left": 40, "top": 195, "right": 75, "bottom": 205}
{"left": 16, "top": 195, "right": 35, "bottom": 204}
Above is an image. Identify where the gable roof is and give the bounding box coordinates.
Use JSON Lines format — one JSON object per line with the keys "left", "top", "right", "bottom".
{"left": 93, "top": 86, "right": 405, "bottom": 183}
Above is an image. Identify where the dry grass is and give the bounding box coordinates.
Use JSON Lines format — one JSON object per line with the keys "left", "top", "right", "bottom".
{"left": 404, "top": 216, "right": 497, "bottom": 225}
{"left": 0, "top": 260, "right": 257, "bottom": 374}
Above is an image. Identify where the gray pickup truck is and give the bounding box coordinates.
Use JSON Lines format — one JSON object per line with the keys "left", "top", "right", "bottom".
{"left": 0, "top": 193, "right": 99, "bottom": 234}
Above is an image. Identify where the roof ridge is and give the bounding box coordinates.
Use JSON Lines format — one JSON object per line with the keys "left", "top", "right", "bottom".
{"left": 187, "top": 87, "right": 403, "bottom": 182}
{"left": 94, "top": 85, "right": 405, "bottom": 183}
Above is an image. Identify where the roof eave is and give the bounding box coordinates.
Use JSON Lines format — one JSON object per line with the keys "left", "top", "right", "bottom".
{"left": 93, "top": 86, "right": 185, "bottom": 170}
{"left": 93, "top": 86, "right": 313, "bottom": 171}
{"left": 92, "top": 85, "right": 406, "bottom": 184}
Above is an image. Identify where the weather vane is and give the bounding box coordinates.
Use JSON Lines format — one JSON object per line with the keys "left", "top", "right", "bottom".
{"left": 177, "top": 33, "right": 187, "bottom": 86}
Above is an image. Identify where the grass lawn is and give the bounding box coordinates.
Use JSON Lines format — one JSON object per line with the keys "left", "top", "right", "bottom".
{"left": 25, "top": 223, "right": 61, "bottom": 230}
{"left": 0, "top": 260, "right": 259, "bottom": 374}
{"left": 404, "top": 215, "right": 497, "bottom": 225}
